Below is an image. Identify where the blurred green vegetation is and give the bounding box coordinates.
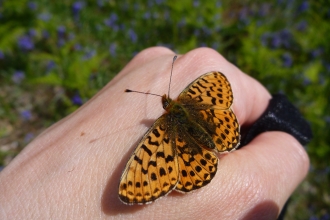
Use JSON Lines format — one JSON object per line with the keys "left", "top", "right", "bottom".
{"left": 0, "top": 0, "right": 329, "bottom": 219}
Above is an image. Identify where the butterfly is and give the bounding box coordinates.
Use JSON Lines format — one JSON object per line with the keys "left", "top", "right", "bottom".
{"left": 119, "top": 56, "right": 240, "bottom": 205}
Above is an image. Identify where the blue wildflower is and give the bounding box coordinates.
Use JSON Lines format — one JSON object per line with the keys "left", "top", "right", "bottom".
{"left": 46, "top": 60, "right": 56, "bottom": 73}
{"left": 325, "top": 116, "right": 330, "bottom": 124}
{"left": 193, "top": 0, "right": 200, "bottom": 7}
{"left": 104, "top": 13, "right": 118, "bottom": 28}
{"left": 38, "top": 12, "right": 51, "bottom": 21}
{"left": 72, "top": 1, "right": 85, "bottom": 21}
{"left": 28, "top": 29, "right": 37, "bottom": 37}
{"left": 282, "top": 53, "right": 292, "bottom": 67}
{"left": 211, "top": 42, "right": 219, "bottom": 50}
{"left": 143, "top": 12, "right": 151, "bottom": 19}
{"left": 297, "top": 1, "right": 309, "bottom": 13}
{"left": 72, "top": 1, "right": 85, "bottom": 14}
{"left": 42, "top": 30, "right": 50, "bottom": 39}
{"left": 271, "top": 34, "right": 281, "bottom": 48}
{"left": 27, "top": 2, "right": 37, "bottom": 11}
{"left": 12, "top": 71, "right": 25, "bottom": 84}
{"left": 155, "top": 0, "right": 163, "bottom": 5}
{"left": 74, "top": 43, "right": 82, "bottom": 51}
{"left": 296, "top": 20, "right": 308, "bottom": 32}
{"left": 82, "top": 49, "right": 96, "bottom": 60}
{"left": 17, "top": 35, "right": 34, "bottom": 51}
{"left": 0, "top": 50, "right": 4, "bottom": 59}
{"left": 57, "top": 26, "right": 66, "bottom": 46}
{"left": 279, "top": 29, "right": 292, "bottom": 48}
{"left": 259, "top": 3, "right": 270, "bottom": 17}
{"left": 311, "top": 48, "right": 323, "bottom": 58}
{"left": 71, "top": 93, "right": 83, "bottom": 105}
{"left": 24, "top": 133, "right": 34, "bottom": 143}
{"left": 97, "top": 0, "right": 104, "bottom": 7}
{"left": 128, "top": 29, "right": 137, "bottom": 43}
{"left": 20, "top": 110, "right": 32, "bottom": 121}
{"left": 57, "top": 26, "right": 66, "bottom": 38}
{"left": 109, "top": 43, "right": 116, "bottom": 56}
{"left": 57, "top": 39, "right": 66, "bottom": 47}
{"left": 239, "top": 7, "right": 249, "bottom": 23}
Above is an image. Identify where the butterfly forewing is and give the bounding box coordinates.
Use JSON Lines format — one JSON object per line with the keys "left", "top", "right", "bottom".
{"left": 118, "top": 116, "right": 179, "bottom": 204}
{"left": 179, "top": 71, "right": 234, "bottom": 109}
{"left": 179, "top": 71, "right": 240, "bottom": 152}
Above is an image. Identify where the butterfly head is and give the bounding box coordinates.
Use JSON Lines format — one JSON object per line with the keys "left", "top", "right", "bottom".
{"left": 162, "top": 94, "right": 173, "bottom": 110}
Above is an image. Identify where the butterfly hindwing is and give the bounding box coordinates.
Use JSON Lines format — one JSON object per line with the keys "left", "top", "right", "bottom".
{"left": 174, "top": 134, "right": 218, "bottom": 192}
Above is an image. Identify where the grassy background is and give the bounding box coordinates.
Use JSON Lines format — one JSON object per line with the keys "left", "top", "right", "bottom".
{"left": 0, "top": 0, "right": 329, "bottom": 219}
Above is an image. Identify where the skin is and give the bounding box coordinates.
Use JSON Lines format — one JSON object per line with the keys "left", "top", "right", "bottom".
{"left": 0, "top": 47, "right": 309, "bottom": 219}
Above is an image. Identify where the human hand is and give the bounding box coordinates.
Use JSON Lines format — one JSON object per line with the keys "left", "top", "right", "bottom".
{"left": 0, "top": 47, "right": 309, "bottom": 219}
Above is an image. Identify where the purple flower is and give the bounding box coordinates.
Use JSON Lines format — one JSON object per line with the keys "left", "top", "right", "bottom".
{"left": 271, "top": 34, "right": 281, "bottom": 48}
{"left": 325, "top": 116, "right": 330, "bottom": 124}
{"left": 155, "top": 0, "right": 164, "bottom": 5}
{"left": 27, "top": 2, "right": 37, "bottom": 11}
{"left": 296, "top": 20, "right": 308, "bottom": 32}
{"left": 0, "top": 50, "right": 4, "bottom": 59}
{"left": 72, "top": 1, "right": 85, "bottom": 14}
{"left": 28, "top": 29, "right": 37, "bottom": 37}
{"left": 279, "top": 29, "right": 292, "bottom": 48}
{"left": 104, "top": 13, "right": 118, "bottom": 29}
{"left": 259, "top": 3, "right": 270, "bottom": 17}
{"left": 57, "top": 26, "right": 66, "bottom": 46}
{"left": 20, "top": 110, "right": 32, "bottom": 121}
{"left": 311, "top": 48, "right": 323, "bottom": 58}
{"left": 71, "top": 93, "right": 83, "bottom": 105}
{"left": 193, "top": 0, "right": 200, "bottom": 7}
{"left": 72, "top": 1, "right": 85, "bottom": 21}
{"left": 297, "top": 1, "right": 309, "bottom": 13}
{"left": 46, "top": 60, "right": 56, "bottom": 73}
{"left": 82, "top": 49, "right": 96, "bottom": 60}
{"left": 97, "top": 0, "right": 104, "bottom": 7}
{"left": 109, "top": 43, "right": 116, "bottom": 56}
{"left": 282, "top": 53, "right": 292, "bottom": 67}
{"left": 211, "top": 42, "right": 219, "bottom": 50}
{"left": 17, "top": 35, "right": 34, "bottom": 51}
{"left": 128, "top": 29, "right": 137, "bottom": 43}
{"left": 57, "top": 39, "right": 66, "bottom": 47}
{"left": 24, "top": 133, "right": 34, "bottom": 143}
{"left": 38, "top": 12, "right": 51, "bottom": 21}
{"left": 143, "top": 12, "right": 151, "bottom": 19}
{"left": 239, "top": 7, "right": 249, "bottom": 23}
{"left": 12, "top": 71, "right": 25, "bottom": 84}
{"left": 74, "top": 43, "right": 82, "bottom": 51}
{"left": 57, "top": 26, "right": 66, "bottom": 38}
{"left": 42, "top": 30, "right": 50, "bottom": 39}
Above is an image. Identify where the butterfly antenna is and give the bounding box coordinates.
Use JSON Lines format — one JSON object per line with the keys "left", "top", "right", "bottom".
{"left": 168, "top": 55, "right": 177, "bottom": 97}
{"left": 125, "top": 89, "right": 162, "bottom": 97}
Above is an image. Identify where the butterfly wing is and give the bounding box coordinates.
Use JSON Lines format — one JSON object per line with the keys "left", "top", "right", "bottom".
{"left": 178, "top": 71, "right": 240, "bottom": 152}
{"left": 174, "top": 132, "right": 218, "bottom": 192}
{"left": 118, "top": 116, "right": 179, "bottom": 204}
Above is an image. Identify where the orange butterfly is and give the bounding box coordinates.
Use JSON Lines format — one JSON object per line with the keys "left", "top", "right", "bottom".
{"left": 119, "top": 56, "right": 240, "bottom": 204}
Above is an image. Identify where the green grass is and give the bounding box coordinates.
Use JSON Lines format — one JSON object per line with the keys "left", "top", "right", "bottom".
{"left": 0, "top": 0, "right": 329, "bottom": 219}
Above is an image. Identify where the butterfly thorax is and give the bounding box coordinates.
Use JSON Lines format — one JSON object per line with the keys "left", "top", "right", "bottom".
{"left": 161, "top": 94, "right": 216, "bottom": 150}
{"left": 162, "top": 94, "right": 187, "bottom": 119}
